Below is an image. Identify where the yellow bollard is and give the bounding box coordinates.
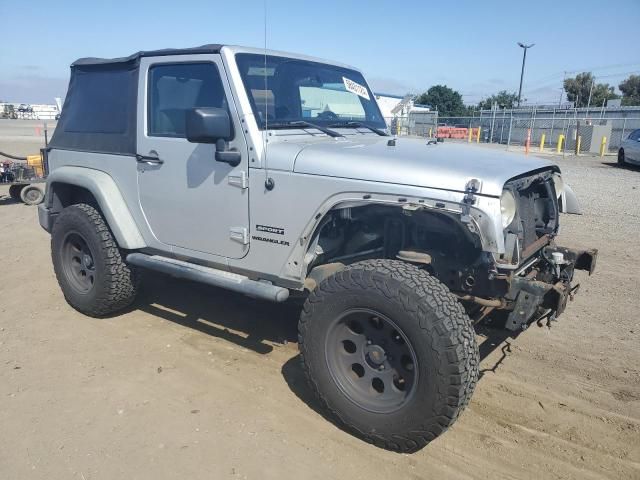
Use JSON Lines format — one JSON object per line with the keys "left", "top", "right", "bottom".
{"left": 467, "top": 128, "right": 472, "bottom": 143}
{"left": 428, "top": 127, "right": 432, "bottom": 137}
{"left": 476, "top": 126, "right": 481, "bottom": 143}
{"left": 576, "top": 135, "right": 582, "bottom": 155}
{"left": 540, "top": 133, "right": 546, "bottom": 152}
{"left": 600, "top": 136, "right": 607, "bottom": 157}
{"left": 557, "top": 134, "right": 565, "bottom": 153}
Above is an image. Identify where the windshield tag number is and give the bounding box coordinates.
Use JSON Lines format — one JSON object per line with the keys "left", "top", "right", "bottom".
{"left": 342, "top": 77, "right": 370, "bottom": 100}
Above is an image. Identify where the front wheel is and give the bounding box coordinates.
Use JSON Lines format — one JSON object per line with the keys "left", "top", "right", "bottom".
{"left": 618, "top": 148, "right": 626, "bottom": 166}
{"left": 51, "top": 203, "right": 139, "bottom": 317}
{"left": 298, "top": 259, "right": 479, "bottom": 452}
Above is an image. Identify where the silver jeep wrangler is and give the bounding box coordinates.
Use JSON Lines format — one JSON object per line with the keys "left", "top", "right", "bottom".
{"left": 39, "top": 44, "right": 597, "bottom": 452}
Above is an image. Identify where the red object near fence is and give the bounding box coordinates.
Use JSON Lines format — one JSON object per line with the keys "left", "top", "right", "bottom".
{"left": 436, "top": 127, "right": 478, "bottom": 140}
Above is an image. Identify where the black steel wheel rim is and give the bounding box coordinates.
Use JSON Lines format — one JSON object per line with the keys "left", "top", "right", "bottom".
{"left": 61, "top": 231, "right": 96, "bottom": 294}
{"left": 324, "top": 308, "right": 418, "bottom": 413}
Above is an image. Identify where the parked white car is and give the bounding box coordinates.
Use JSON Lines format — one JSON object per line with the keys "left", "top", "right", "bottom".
{"left": 619, "top": 129, "right": 640, "bottom": 166}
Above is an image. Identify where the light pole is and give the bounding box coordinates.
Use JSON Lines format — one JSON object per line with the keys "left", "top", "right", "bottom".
{"left": 517, "top": 42, "right": 534, "bottom": 107}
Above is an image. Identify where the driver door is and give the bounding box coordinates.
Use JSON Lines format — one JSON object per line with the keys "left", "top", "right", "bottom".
{"left": 136, "top": 55, "right": 250, "bottom": 259}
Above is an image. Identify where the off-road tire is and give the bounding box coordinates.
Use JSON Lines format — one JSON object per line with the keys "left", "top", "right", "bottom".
{"left": 298, "top": 259, "right": 479, "bottom": 453}
{"left": 19, "top": 184, "right": 44, "bottom": 205}
{"left": 8, "top": 184, "right": 24, "bottom": 201}
{"left": 618, "top": 148, "right": 626, "bottom": 166}
{"left": 51, "top": 203, "right": 139, "bottom": 317}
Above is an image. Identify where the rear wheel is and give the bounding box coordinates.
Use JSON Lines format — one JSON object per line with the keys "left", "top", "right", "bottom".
{"left": 8, "top": 184, "right": 25, "bottom": 201}
{"left": 299, "top": 259, "right": 479, "bottom": 452}
{"left": 51, "top": 203, "right": 138, "bottom": 317}
{"left": 19, "top": 184, "right": 44, "bottom": 205}
{"left": 618, "top": 148, "right": 626, "bottom": 166}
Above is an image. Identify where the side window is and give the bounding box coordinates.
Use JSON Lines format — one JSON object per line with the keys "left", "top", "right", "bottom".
{"left": 148, "top": 62, "right": 227, "bottom": 138}
{"left": 630, "top": 129, "right": 640, "bottom": 141}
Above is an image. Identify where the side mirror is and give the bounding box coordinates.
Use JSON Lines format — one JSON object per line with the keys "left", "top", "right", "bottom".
{"left": 186, "top": 107, "right": 241, "bottom": 167}
{"left": 186, "top": 107, "right": 231, "bottom": 143}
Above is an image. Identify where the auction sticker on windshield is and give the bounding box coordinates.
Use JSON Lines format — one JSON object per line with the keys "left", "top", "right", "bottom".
{"left": 342, "top": 77, "right": 370, "bottom": 100}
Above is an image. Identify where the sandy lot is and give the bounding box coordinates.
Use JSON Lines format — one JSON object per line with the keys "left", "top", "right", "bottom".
{"left": 0, "top": 129, "right": 639, "bottom": 479}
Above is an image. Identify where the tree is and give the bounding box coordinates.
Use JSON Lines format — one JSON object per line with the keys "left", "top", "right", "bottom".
{"left": 477, "top": 90, "right": 519, "bottom": 110}
{"left": 619, "top": 75, "right": 640, "bottom": 106}
{"left": 563, "top": 72, "right": 618, "bottom": 108}
{"left": 415, "top": 85, "right": 468, "bottom": 116}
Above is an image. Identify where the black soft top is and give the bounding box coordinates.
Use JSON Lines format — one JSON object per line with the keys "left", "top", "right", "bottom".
{"left": 72, "top": 44, "right": 223, "bottom": 67}
{"left": 50, "top": 45, "right": 224, "bottom": 156}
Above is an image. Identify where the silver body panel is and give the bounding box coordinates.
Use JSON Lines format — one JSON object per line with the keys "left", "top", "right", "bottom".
{"left": 289, "top": 136, "right": 554, "bottom": 197}
{"left": 135, "top": 54, "right": 250, "bottom": 259}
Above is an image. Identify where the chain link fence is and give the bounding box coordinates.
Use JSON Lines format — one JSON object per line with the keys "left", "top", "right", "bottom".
{"left": 392, "top": 106, "right": 640, "bottom": 155}
{"left": 386, "top": 112, "right": 438, "bottom": 137}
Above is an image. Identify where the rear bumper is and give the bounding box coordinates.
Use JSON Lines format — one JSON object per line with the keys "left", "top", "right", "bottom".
{"left": 504, "top": 245, "right": 597, "bottom": 331}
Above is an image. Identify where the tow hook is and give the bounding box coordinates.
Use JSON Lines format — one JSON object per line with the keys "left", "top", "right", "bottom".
{"left": 534, "top": 282, "right": 580, "bottom": 329}
{"left": 537, "top": 312, "right": 557, "bottom": 329}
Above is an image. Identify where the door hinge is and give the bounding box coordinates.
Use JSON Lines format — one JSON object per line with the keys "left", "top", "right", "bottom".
{"left": 228, "top": 171, "right": 248, "bottom": 189}
{"left": 229, "top": 227, "right": 249, "bottom": 244}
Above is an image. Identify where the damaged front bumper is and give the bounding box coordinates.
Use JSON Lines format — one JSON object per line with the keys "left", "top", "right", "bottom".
{"left": 504, "top": 245, "right": 597, "bottom": 331}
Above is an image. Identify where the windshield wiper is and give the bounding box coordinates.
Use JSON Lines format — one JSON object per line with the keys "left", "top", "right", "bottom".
{"left": 329, "top": 121, "right": 389, "bottom": 136}
{"left": 267, "top": 120, "right": 343, "bottom": 138}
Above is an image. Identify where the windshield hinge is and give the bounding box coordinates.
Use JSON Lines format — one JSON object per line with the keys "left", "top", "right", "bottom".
{"left": 461, "top": 178, "right": 481, "bottom": 223}
{"left": 229, "top": 227, "right": 249, "bottom": 244}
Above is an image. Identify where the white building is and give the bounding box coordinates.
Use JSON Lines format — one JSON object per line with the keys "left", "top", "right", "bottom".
{"left": 374, "top": 93, "right": 431, "bottom": 126}
{"left": 1, "top": 102, "right": 60, "bottom": 120}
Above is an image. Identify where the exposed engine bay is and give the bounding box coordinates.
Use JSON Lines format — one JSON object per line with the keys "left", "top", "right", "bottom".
{"left": 304, "top": 171, "right": 597, "bottom": 331}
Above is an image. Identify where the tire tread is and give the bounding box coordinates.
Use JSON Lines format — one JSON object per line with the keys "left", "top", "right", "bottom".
{"left": 52, "top": 203, "right": 138, "bottom": 317}
{"left": 298, "top": 259, "right": 479, "bottom": 453}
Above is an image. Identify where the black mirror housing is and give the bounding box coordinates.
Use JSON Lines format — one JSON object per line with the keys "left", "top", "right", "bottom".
{"left": 186, "top": 107, "right": 232, "bottom": 144}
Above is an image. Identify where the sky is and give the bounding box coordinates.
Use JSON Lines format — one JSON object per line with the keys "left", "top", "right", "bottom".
{"left": 1, "top": 0, "right": 639, "bottom": 105}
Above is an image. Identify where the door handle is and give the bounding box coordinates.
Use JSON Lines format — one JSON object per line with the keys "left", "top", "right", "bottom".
{"left": 136, "top": 151, "right": 164, "bottom": 165}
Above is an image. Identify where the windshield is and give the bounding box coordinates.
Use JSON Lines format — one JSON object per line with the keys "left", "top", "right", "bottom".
{"left": 235, "top": 53, "right": 386, "bottom": 130}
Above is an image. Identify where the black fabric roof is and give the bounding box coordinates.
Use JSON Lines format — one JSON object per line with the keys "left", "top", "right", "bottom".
{"left": 72, "top": 44, "right": 223, "bottom": 66}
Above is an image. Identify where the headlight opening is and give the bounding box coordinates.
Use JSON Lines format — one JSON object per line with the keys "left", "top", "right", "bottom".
{"left": 500, "top": 189, "right": 517, "bottom": 228}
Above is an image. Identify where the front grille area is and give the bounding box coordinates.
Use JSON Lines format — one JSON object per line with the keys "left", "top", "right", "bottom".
{"left": 505, "top": 171, "right": 559, "bottom": 252}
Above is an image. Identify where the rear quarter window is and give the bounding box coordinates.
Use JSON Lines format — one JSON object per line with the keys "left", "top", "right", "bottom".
{"left": 49, "top": 62, "right": 138, "bottom": 155}
{"left": 64, "top": 69, "right": 131, "bottom": 134}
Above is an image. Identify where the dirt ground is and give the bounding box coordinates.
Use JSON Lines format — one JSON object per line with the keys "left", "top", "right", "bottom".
{"left": 0, "top": 130, "right": 639, "bottom": 479}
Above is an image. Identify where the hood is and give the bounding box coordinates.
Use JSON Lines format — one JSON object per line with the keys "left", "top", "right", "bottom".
{"left": 285, "top": 136, "right": 556, "bottom": 197}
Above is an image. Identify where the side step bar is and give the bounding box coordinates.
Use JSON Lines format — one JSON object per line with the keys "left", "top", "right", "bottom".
{"left": 126, "top": 253, "right": 289, "bottom": 303}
